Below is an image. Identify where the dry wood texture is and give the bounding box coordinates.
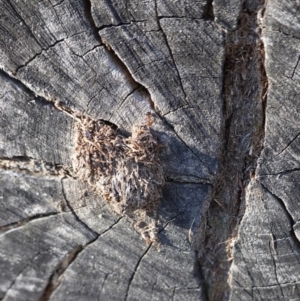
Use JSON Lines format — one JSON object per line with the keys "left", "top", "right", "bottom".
{"left": 0, "top": 0, "right": 300, "bottom": 301}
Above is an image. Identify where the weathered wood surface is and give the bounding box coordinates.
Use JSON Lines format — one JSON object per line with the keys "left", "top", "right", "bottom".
{"left": 229, "top": 0, "right": 300, "bottom": 300}
{"left": 0, "top": 0, "right": 300, "bottom": 300}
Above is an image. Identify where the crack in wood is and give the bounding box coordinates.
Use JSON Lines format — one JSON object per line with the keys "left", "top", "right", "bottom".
{"left": 269, "top": 234, "right": 284, "bottom": 297}
{"left": 0, "top": 68, "right": 81, "bottom": 125}
{"left": 80, "top": 44, "right": 102, "bottom": 57}
{"left": 38, "top": 216, "right": 123, "bottom": 301}
{"left": 0, "top": 212, "right": 65, "bottom": 235}
{"left": 0, "top": 69, "right": 36, "bottom": 97}
{"left": 171, "top": 287, "right": 176, "bottom": 301}
{"left": 94, "top": 34, "right": 157, "bottom": 114}
{"left": 162, "top": 105, "right": 191, "bottom": 117}
{"left": 84, "top": 93, "right": 102, "bottom": 113}
{"left": 261, "top": 183, "right": 300, "bottom": 252}
{"left": 61, "top": 177, "right": 99, "bottom": 237}
{"left": 165, "top": 176, "right": 212, "bottom": 185}
{"left": 97, "top": 273, "right": 109, "bottom": 301}
{"left": 0, "top": 156, "right": 73, "bottom": 178}
{"left": 14, "top": 39, "right": 65, "bottom": 75}
{"left": 275, "top": 131, "right": 300, "bottom": 157}
{"left": 109, "top": 86, "right": 141, "bottom": 118}
{"left": 197, "top": 0, "right": 270, "bottom": 299}
{"left": 291, "top": 55, "right": 300, "bottom": 79}
{"left": 258, "top": 168, "right": 300, "bottom": 177}
{"left": 250, "top": 281, "right": 300, "bottom": 289}
{"left": 50, "top": 0, "right": 65, "bottom": 9}
{"left": 158, "top": 15, "right": 203, "bottom": 20}
{"left": 160, "top": 210, "right": 187, "bottom": 232}
{"left": 124, "top": 244, "right": 152, "bottom": 301}
{"left": 149, "top": 277, "right": 157, "bottom": 301}
{"left": 39, "top": 245, "right": 84, "bottom": 301}
{"left": 155, "top": 4, "right": 187, "bottom": 101}
{"left": 97, "top": 216, "right": 124, "bottom": 238}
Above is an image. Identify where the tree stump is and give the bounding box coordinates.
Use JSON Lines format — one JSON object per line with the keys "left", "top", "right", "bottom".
{"left": 0, "top": 1, "right": 299, "bottom": 300}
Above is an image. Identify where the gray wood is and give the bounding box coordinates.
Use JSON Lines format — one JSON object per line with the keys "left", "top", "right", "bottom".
{"left": 229, "top": 0, "right": 300, "bottom": 300}
{"left": 1, "top": 0, "right": 300, "bottom": 301}
{"left": 230, "top": 181, "right": 300, "bottom": 300}
{"left": 0, "top": 1, "right": 217, "bottom": 300}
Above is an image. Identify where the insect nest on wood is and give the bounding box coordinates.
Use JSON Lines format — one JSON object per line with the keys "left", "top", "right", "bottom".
{"left": 74, "top": 115, "right": 165, "bottom": 246}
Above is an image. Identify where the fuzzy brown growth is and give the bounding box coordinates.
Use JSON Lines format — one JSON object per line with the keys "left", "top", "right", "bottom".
{"left": 74, "top": 116, "right": 164, "bottom": 245}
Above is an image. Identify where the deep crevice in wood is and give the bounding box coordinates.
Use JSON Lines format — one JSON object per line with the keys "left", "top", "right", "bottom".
{"left": 39, "top": 245, "right": 84, "bottom": 301}
{"left": 82, "top": 0, "right": 102, "bottom": 43}
{"left": 196, "top": 0, "right": 269, "bottom": 300}
{"left": 202, "top": 0, "right": 215, "bottom": 21}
